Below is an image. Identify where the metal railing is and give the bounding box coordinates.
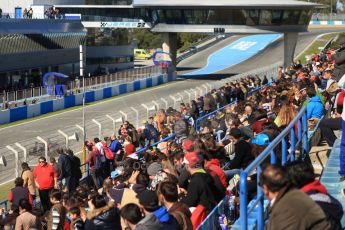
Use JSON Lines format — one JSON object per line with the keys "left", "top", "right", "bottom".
{"left": 0, "top": 65, "right": 162, "bottom": 108}
{"left": 239, "top": 106, "right": 309, "bottom": 230}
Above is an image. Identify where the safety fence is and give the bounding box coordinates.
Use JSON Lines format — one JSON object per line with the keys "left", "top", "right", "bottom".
{"left": 0, "top": 62, "right": 280, "bottom": 211}
{"left": 0, "top": 65, "right": 162, "bottom": 107}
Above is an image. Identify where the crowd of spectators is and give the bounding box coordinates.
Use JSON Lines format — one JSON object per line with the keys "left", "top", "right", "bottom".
{"left": 0, "top": 45, "right": 345, "bottom": 229}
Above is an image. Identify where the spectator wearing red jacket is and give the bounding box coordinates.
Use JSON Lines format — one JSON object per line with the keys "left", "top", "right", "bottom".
{"left": 33, "top": 156, "right": 58, "bottom": 213}
{"left": 204, "top": 154, "right": 228, "bottom": 189}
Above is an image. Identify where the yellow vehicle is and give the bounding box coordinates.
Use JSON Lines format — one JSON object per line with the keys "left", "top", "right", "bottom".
{"left": 134, "top": 49, "right": 151, "bottom": 60}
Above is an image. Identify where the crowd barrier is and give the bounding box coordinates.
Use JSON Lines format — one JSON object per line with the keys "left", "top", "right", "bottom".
{"left": 0, "top": 73, "right": 175, "bottom": 124}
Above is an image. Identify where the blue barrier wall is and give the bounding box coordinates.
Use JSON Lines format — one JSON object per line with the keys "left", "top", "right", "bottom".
{"left": 0, "top": 74, "right": 176, "bottom": 124}
{"left": 103, "top": 87, "right": 112, "bottom": 98}
{"left": 10, "top": 106, "right": 27, "bottom": 122}
{"left": 64, "top": 95, "right": 76, "bottom": 108}
{"left": 119, "top": 83, "right": 127, "bottom": 94}
{"left": 85, "top": 91, "right": 95, "bottom": 103}
{"left": 310, "top": 20, "right": 345, "bottom": 25}
{"left": 40, "top": 101, "right": 54, "bottom": 115}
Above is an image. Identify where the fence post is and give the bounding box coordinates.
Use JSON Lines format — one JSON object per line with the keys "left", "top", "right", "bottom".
{"left": 119, "top": 111, "right": 128, "bottom": 121}
{"left": 6, "top": 145, "right": 19, "bottom": 178}
{"left": 58, "top": 130, "right": 69, "bottom": 149}
{"left": 92, "top": 119, "right": 102, "bottom": 139}
{"left": 206, "top": 83, "right": 213, "bottom": 91}
{"left": 302, "top": 112, "right": 309, "bottom": 154}
{"left": 290, "top": 127, "right": 296, "bottom": 161}
{"left": 161, "top": 98, "right": 168, "bottom": 110}
{"left": 203, "top": 84, "right": 208, "bottom": 94}
{"left": 131, "top": 107, "right": 139, "bottom": 128}
{"left": 142, "top": 103, "right": 156, "bottom": 118}
{"left": 106, "top": 114, "right": 116, "bottom": 131}
{"left": 152, "top": 100, "right": 159, "bottom": 111}
{"left": 196, "top": 87, "right": 203, "bottom": 96}
{"left": 282, "top": 137, "right": 287, "bottom": 165}
{"left": 170, "top": 95, "right": 182, "bottom": 108}
{"left": 15, "top": 142, "right": 27, "bottom": 162}
{"left": 184, "top": 90, "right": 191, "bottom": 102}
{"left": 239, "top": 171, "right": 248, "bottom": 230}
{"left": 298, "top": 118, "right": 302, "bottom": 152}
{"left": 177, "top": 93, "right": 184, "bottom": 102}
{"left": 76, "top": 124, "right": 85, "bottom": 141}
{"left": 36, "top": 136, "right": 48, "bottom": 160}
{"left": 191, "top": 88, "right": 197, "bottom": 100}
{"left": 257, "top": 166, "right": 264, "bottom": 230}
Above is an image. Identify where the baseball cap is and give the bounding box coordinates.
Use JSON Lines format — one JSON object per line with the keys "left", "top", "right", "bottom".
{"left": 110, "top": 170, "right": 120, "bottom": 179}
{"left": 137, "top": 190, "right": 159, "bottom": 210}
{"left": 182, "top": 139, "right": 194, "bottom": 152}
{"left": 182, "top": 151, "right": 200, "bottom": 165}
{"left": 252, "top": 133, "right": 270, "bottom": 146}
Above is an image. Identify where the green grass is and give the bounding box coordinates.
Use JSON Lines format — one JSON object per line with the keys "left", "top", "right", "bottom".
{"left": 0, "top": 81, "right": 175, "bottom": 129}
{"left": 296, "top": 33, "right": 339, "bottom": 64}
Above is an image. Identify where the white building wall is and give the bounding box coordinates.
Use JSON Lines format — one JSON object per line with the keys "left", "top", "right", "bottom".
{"left": 0, "top": 0, "right": 33, "bottom": 15}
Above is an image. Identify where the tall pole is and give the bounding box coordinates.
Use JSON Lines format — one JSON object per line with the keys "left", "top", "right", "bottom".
{"left": 80, "top": 44, "right": 87, "bottom": 174}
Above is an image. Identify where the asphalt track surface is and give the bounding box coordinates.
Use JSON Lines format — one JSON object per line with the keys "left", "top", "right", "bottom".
{"left": 0, "top": 27, "right": 342, "bottom": 150}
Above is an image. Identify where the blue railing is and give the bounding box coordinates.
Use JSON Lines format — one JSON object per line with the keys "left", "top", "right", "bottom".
{"left": 194, "top": 86, "right": 265, "bottom": 133}
{"left": 239, "top": 106, "right": 308, "bottom": 230}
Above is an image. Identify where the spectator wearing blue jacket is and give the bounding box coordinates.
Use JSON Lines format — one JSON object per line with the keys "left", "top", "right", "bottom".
{"left": 306, "top": 86, "right": 324, "bottom": 119}
{"left": 108, "top": 135, "right": 122, "bottom": 159}
{"left": 143, "top": 118, "right": 159, "bottom": 144}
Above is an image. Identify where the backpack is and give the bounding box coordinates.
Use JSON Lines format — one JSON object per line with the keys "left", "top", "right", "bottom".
{"left": 103, "top": 143, "right": 114, "bottom": 160}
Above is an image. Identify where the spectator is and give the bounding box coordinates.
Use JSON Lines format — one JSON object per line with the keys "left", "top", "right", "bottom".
{"left": 204, "top": 153, "right": 228, "bottom": 189}
{"left": 173, "top": 112, "right": 188, "bottom": 143}
{"left": 50, "top": 156, "right": 61, "bottom": 179}
{"left": 84, "top": 193, "right": 121, "bottom": 230}
{"left": 306, "top": 86, "right": 324, "bottom": 120}
{"left": 33, "top": 156, "right": 58, "bottom": 213}
{"left": 137, "top": 190, "right": 180, "bottom": 230}
{"left": 15, "top": 198, "right": 41, "bottom": 230}
{"left": 69, "top": 206, "right": 84, "bottom": 230}
{"left": 120, "top": 203, "right": 163, "bottom": 230}
{"left": 286, "top": 161, "right": 343, "bottom": 230}
{"left": 8, "top": 177, "right": 33, "bottom": 207}
{"left": 57, "top": 148, "right": 72, "bottom": 191}
{"left": 85, "top": 141, "right": 102, "bottom": 189}
{"left": 0, "top": 204, "right": 19, "bottom": 229}
{"left": 260, "top": 164, "right": 330, "bottom": 229}
{"left": 180, "top": 151, "right": 219, "bottom": 212}
{"left": 157, "top": 181, "right": 192, "bottom": 230}
{"left": 28, "top": 8, "right": 33, "bottom": 19}
{"left": 67, "top": 149, "right": 82, "bottom": 193}
{"left": 108, "top": 134, "right": 122, "bottom": 156}
{"left": 0, "top": 8, "right": 2, "bottom": 18}
{"left": 21, "top": 162, "right": 36, "bottom": 200}
{"left": 143, "top": 118, "right": 159, "bottom": 144}
{"left": 222, "top": 128, "right": 254, "bottom": 180}
{"left": 44, "top": 189, "right": 68, "bottom": 230}
{"left": 319, "top": 80, "right": 344, "bottom": 146}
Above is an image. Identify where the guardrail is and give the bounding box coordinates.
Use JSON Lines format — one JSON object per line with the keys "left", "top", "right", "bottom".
{"left": 239, "top": 106, "right": 308, "bottom": 230}
{"left": 0, "top": 65, "right": 162, "bottom": 108}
